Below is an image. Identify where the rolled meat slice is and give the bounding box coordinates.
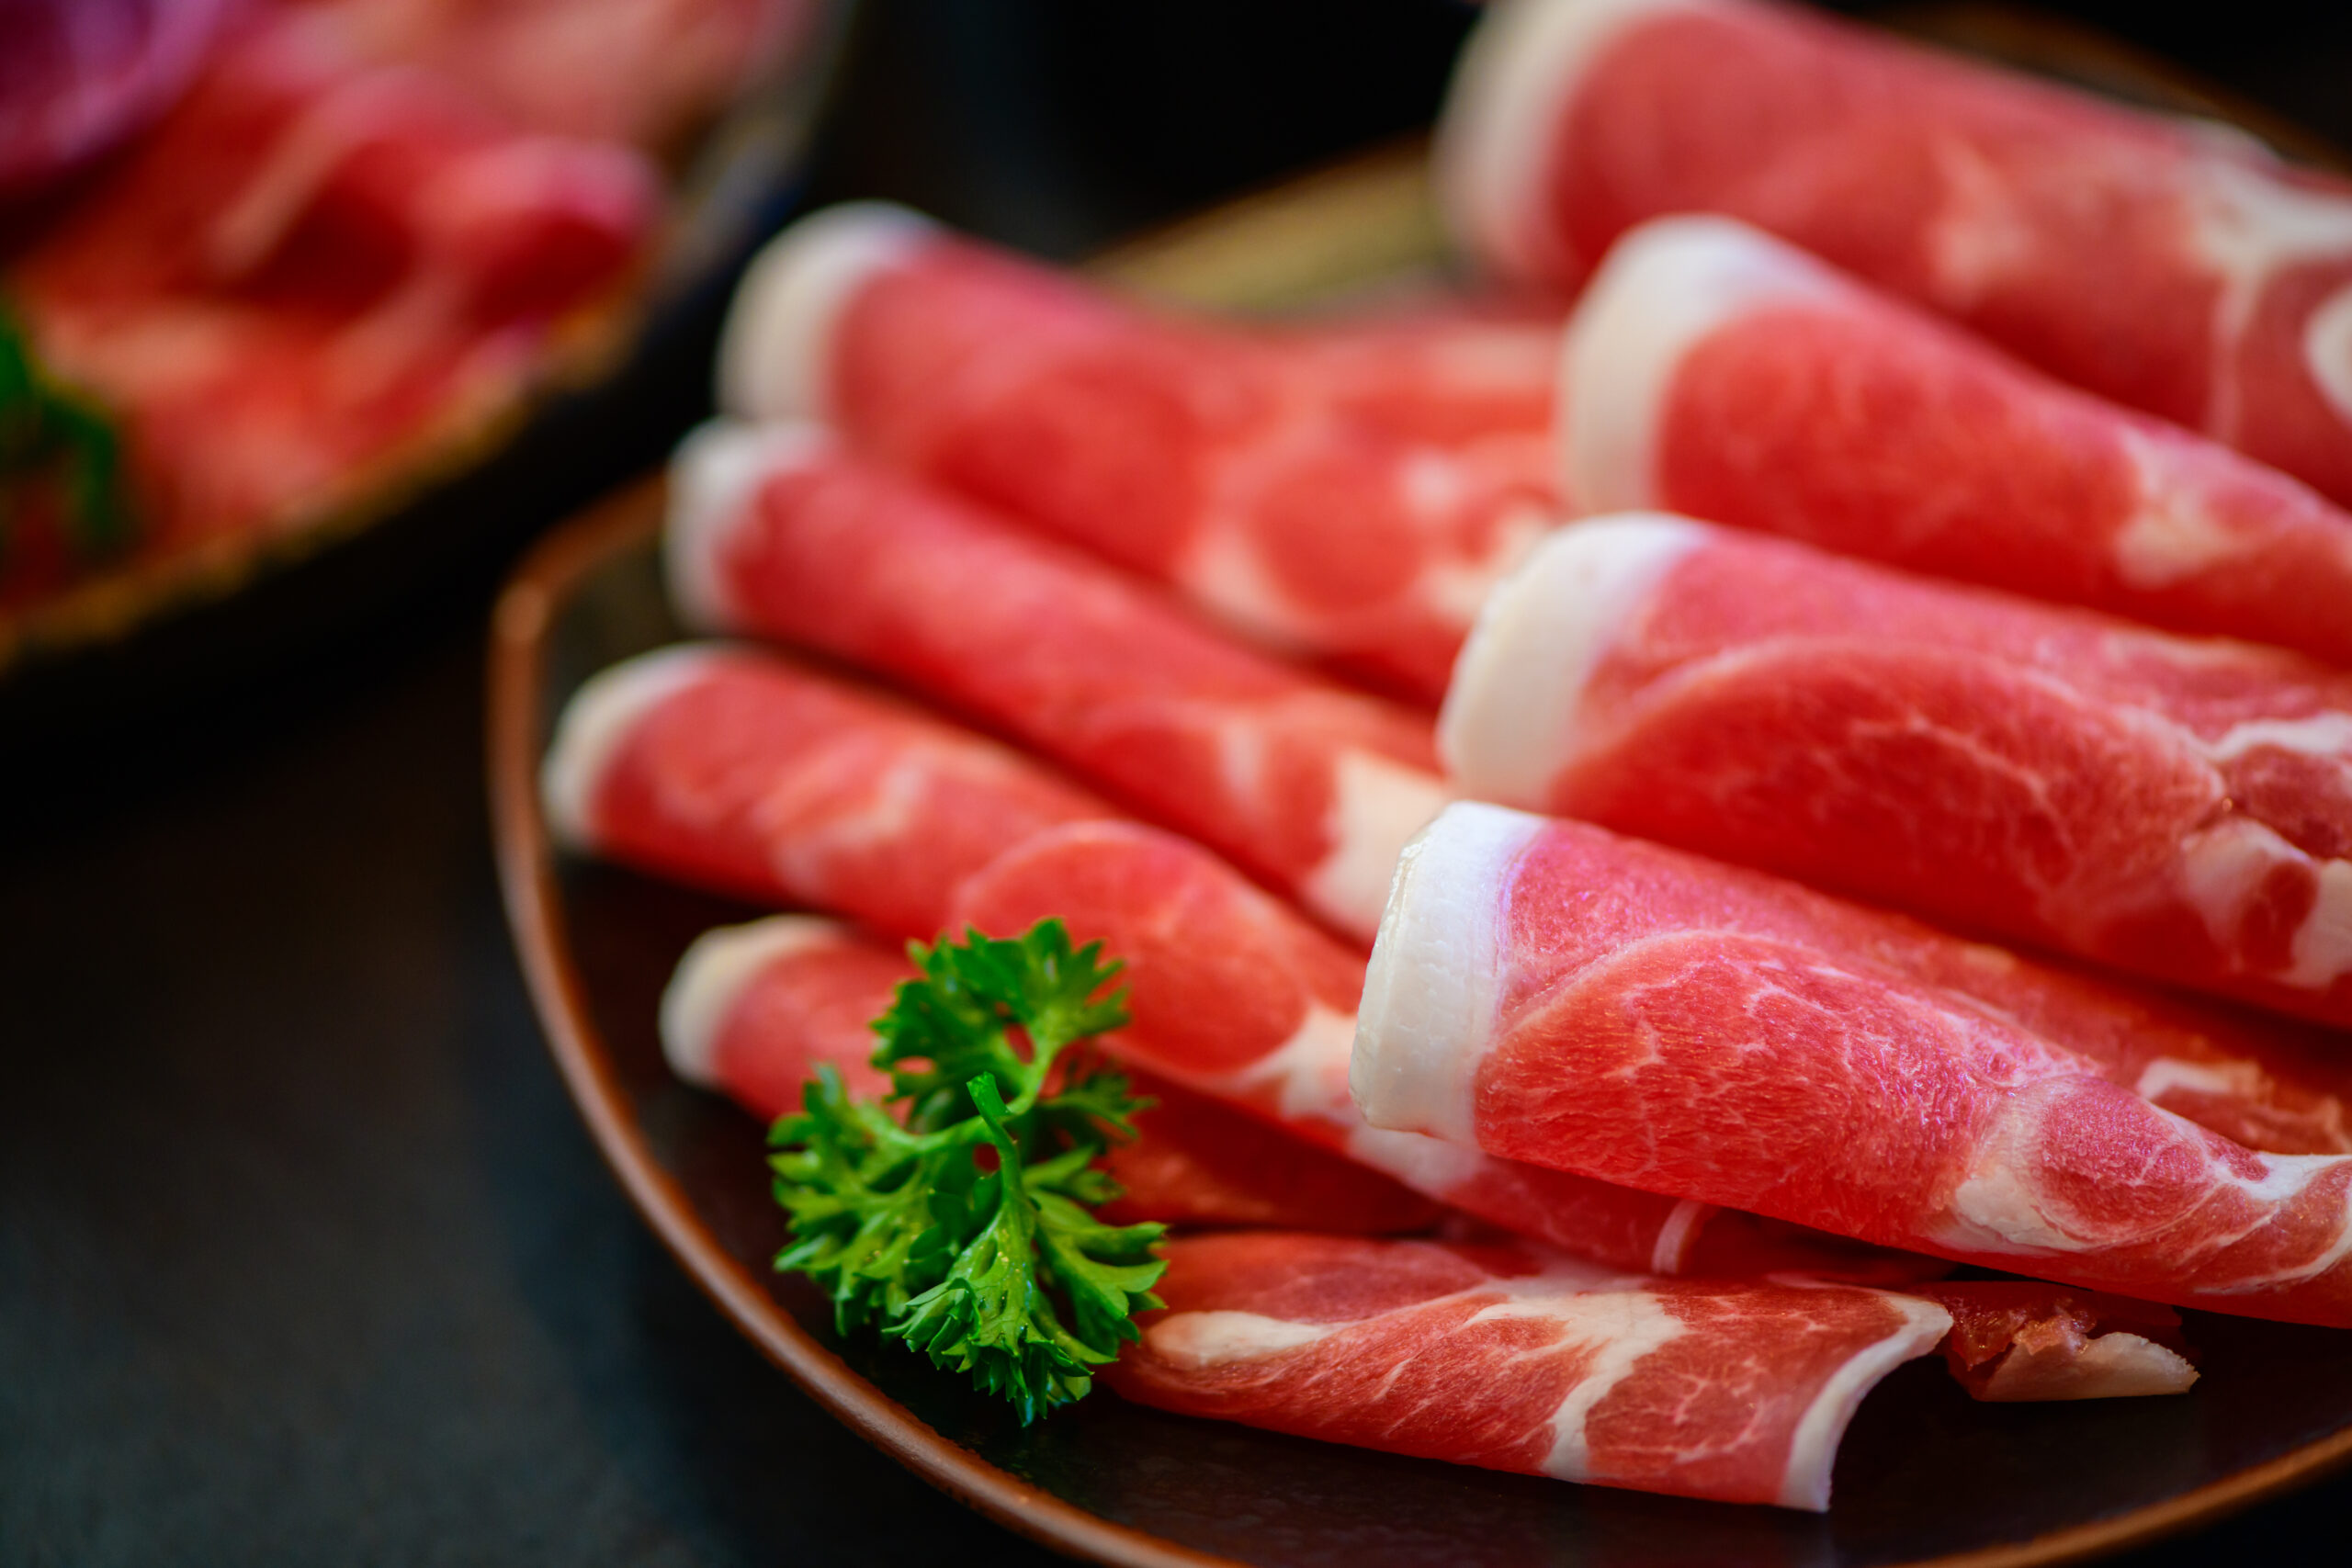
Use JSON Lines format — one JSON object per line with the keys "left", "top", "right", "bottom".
{"left": 1442, "top": 516, "right": 2352, "bottom": 1027}
{"left": 1354, "top": 804, "right": 2352, "bottom": 1328}
{"left": 947, "top": 816, "right": 1925, "bottom": 1280}
{"left": 1441, "top": 0, "right": 2352, "bottom": 507}
{"left": 1563, "top": 216, "right": 2352, "bottom": 666}
{"left": 1343, "top": 795, "right": 2352, "bottom": 1160}
{"left": 660, "top": 914, "right": 1445, "bottom": 1233}
{"left": 1108, "top": 1234, "right": 2188, "bottom": 1509}
{"left": 714, "top": 201, "right": 1563, "bottom": 700}
{"left": 540, "top": 644, "right": 1118, "bottom": 939}
{"left": 544, "top": 642, "right": 1906, "bottom": 1277}
{"left": 667, "top": 421, "right": 1449, "bottom": 942}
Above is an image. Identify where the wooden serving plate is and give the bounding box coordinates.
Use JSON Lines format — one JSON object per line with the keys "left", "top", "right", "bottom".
{"left": 488, "top": 16, "right": 2352, "bottom": 1563}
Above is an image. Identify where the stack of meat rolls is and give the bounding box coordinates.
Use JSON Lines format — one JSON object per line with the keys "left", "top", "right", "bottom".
{"left": 540, "top": 0, "right": 2352, "bottom": 1510}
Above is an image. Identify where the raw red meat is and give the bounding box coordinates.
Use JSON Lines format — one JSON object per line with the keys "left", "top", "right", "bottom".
{"left": 546, "top": 643, "right": 1910, "bottom": 1278}
{"left": 713, "top": 202, "right": 1564, "bottom": 701}
{"left": 1109, "top": 1234, "right": 2184, "bottom": 1508}
{"left": 1355, "top": 803, "right": 2352, "bottom": 1327}
{"left": 6, "top": 8, "right": 656, "bottom": 563}
{"left": 542, "top": 645, "right": 1117, "bottom": 940}
{"left": 1251, "top": 294, "right": 1567, "bottom": 447}
{"left": 947, "top": 816, "right": 1926, "bottom": 1280}
{"left": 1440, "top": 0, "right": 2352, "bottom": 507}
{"left": 1349, "top": 793, "right": 2352, "bottom": 1158}
{"left": 1564, "top": 216, "right": 2352, "bottom": 666}
{"left": 659, "top": 913, "right": 1444, "bottom": 1233}
{"left": 1442, "top": 516, "right": 2352, "bottom": 1026}
{"left": 293, "top": 0, "right": 818, "bottom": 148}
{"left": 1912, "top": 1282, "right": 2195, "bottom": 1402}
{"left": 667, "top": 421, "right": 1447, "bottom": 941}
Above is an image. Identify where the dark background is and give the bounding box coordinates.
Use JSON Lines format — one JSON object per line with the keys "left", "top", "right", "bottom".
{"left": 5, "top": 2, "right": 2349, "bottom": 1562}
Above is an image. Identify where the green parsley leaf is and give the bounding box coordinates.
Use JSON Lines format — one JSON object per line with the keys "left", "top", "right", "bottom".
{"left": 0, "top": 305, "right": 137, "bottom": 564}
{"left": 769, "top": 919, "right": 1167, "bottom": 1424}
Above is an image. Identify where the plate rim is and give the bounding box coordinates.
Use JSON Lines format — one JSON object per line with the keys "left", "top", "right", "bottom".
{"left": 484, "top": 480, "right": 2352, "bottom": 1568}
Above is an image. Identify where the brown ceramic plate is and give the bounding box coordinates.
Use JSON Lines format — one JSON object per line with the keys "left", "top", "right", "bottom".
{"left": 488, "top": 20, "right": 2352, "bottom": 1564}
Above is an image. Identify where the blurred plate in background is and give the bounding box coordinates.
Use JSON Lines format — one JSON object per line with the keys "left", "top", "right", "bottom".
{"left": 0, "top": 0, "right": 855, "bottom": 733}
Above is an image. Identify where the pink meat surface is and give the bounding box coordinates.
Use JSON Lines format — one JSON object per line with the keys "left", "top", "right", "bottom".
{"left": 1108, "top": 1231, "right": 1954, "bottom": 1510}
{"left": 1443, "top": 517, "right": 2352, "bottom": 1026}
{"left": 1564, "top": 217, "right": 2352, "bottom": 666}
{"left": 948, "top": 817, "right": 1927, "bottom": 1280}
{"left": 541, "top": 645, "right": 1115, "bottom": 939}
{"left": 293, "top": 0, "right": 817, "bottom": 148}
{"left": 658, "top": 914, "right": 1444, "bottom": 1233}
{"left": 1250, "top": 295, "right": 1567, "bottom": 446}
{"left": 1356, "top": 804, "right": 2352, "bottom": 1327}
{"left": 666, "top": 422, "right": 1448, "bottom": 942}
{"left": 713, "top": 203, "right": 1565, "bottom": 701}
{"left": 5, "top": 7, "right": 655, "bottom": 575}
{"left": 545, "top": 642, "right": 1909, "bottom": 1278}
{"left": 1442, "top": 0, "right": 2352, "bottom": 507}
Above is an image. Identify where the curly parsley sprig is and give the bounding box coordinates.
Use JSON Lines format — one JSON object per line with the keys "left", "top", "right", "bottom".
{"left": 769, "top": 919, "right": 1167, "bottom": 1424}
{"left": 0, "top": 307, "right": 135, "bottom": 563}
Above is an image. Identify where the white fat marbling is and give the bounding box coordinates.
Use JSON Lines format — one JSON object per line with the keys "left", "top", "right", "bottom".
{"left": 1973, "top": 1331, "right": 2199, "bottom": 1402}
{"left": 2109, "top": 430, "right": 2257, "bottom": 590}
{"left": 664, "top": 419, "right": 832, "bottom": 632}
{"left": 540, "top": 644, "right": 727, "bottom": 852}
{"left": 1340, "top": 1123, "right": 1493, "bottom": 1195}
{"left": 2133, "top": 1055, "right": 2270, "bottom": 1108}
{"left": 1774, "top": 1295, "right": 1955, "bottom": 1510}
{"left": 1352, "top": 801, "right": 1544, "bottom": 1146}
{"left": 1944, "top": 1151, "right": 2079, "bottom": 1257}
{"left": 2296, "top": 861, "right": 2352, "bottom": 992}
{"left": 2303, "top": 282, "right": 2352, "bottom": 428}
{"left": 1171, "top": 521, "right": 1317, "bottom": 655}
{"left": 1529, "top": 1288, "right": 1686, "bottom": 1481}
{"left": 660, "top": 916, "right": 856, "bottom": 1086}
{"left": 1222, "top": 1002, "right": 1359, "bottom": 1125}
{"left": 2185, "top": 159, "right": 2352, "bottom": 439}
{"left": 1648, "top": 1199, "right": 1713, "bottom": 1275}
{"left": 2206, "top": 711, "right": 2352, "bottom": 761}
{"left": 716, "top": 201, "right": 936, "bottom": 421}
{"left": 1300, "top": 750, "right": 1453, "bottom": 944}
{"left": 1144, "top": 1311, "right": 1338, "bottom": 1370}
{"left": 1439, "top": 513, "right": 1705, "bottom": 807}
{"left": 2177, "top": 818, "right": 2352, "bottom": 990}
{"left": 1561, "top": 216, "right": 1841, "bottom": 510}
{"left": 1435, "top": 0, "right": 1704, "bottom": 282}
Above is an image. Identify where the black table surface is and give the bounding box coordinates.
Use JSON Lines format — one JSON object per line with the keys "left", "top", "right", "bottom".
{"left": 6, "top": 4, "right": 2351, "bottom": 1562}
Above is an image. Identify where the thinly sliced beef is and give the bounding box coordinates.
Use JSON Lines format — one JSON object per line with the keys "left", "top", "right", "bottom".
{"left": 542, "top": 643, "right": 1909, "bottom": 1278}
{"left": 1442, "top": 517, "right": 2352, "bottom": 1026}
{"left": 1561, "top": 216, "right": 2352, "bottom": 666}
{"left": 1354, "top": 804, "right": 2352, "bottom": 1327}
{"left": 1109, "top": 1234, "right": 2189, "bottom": 1510}
{"left": 1440, "top": 0, "right": 2352, "bottom": 507}
{"left": 713, "top": 202, "right": 1565, "bottom": 701}
{"left": 541, "top": 645, "right": 1115, "bottom": 940}
{"left": 659, "top": 913, "right": 1443, "bottom": 1234}
{"left": 666, "top": 422, "right": 1446, "bottom": 942}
